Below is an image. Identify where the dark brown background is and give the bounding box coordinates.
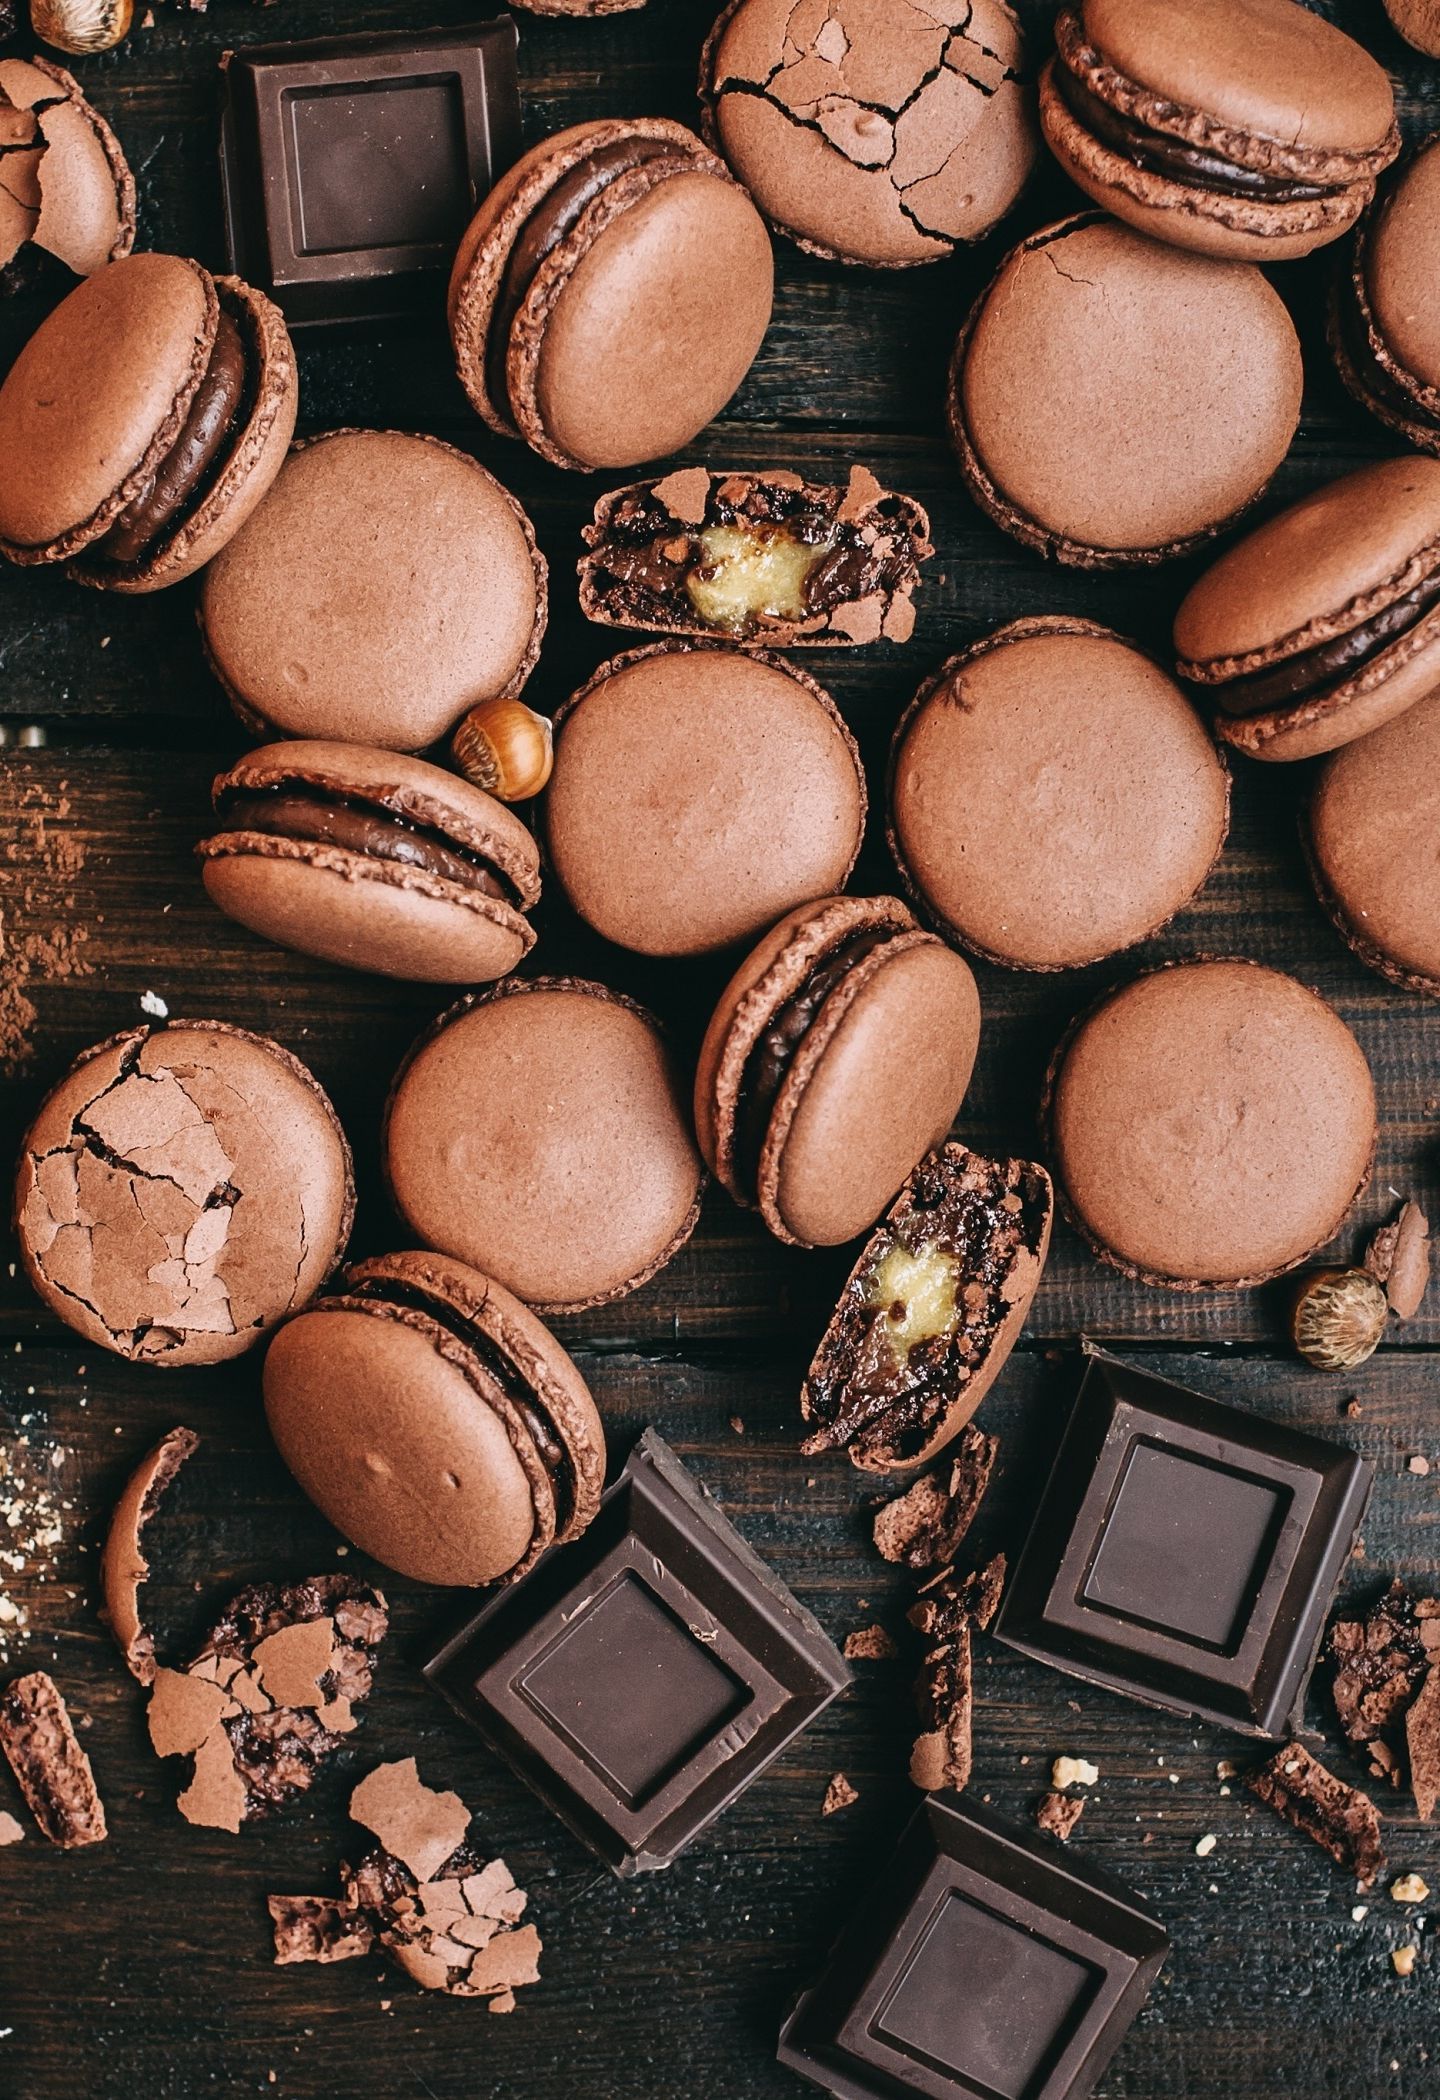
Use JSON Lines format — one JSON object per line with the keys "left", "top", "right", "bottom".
{"left": 2, "top": 2, "right": 1439, "bottom": 2095}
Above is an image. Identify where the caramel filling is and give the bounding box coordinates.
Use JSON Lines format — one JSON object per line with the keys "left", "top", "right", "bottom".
{"left": 214, "top": 783, "right": 520, "bottom": 904}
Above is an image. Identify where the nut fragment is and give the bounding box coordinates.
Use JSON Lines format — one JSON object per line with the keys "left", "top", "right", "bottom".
{"left": 30, "top": 0, "right": 132, "bottom": 53}
{"left": 1051, "top": 1755, "right": 1098, "bottom": 1790}
{"left": 1365, "top": 1201, "right": 1431, "bottom": 1320}
{"left": 1291, "top": 1268, "right": 1388, "bottom": 1371}
{"left": 1390, "top": 1872, "right": 1430, "bottom": 1904}
{"left": 451, "top": 698, "right": 552, "bottom": 802}
{"left": 1392, "top": 1943, "right": 1418, "bottom": 1977}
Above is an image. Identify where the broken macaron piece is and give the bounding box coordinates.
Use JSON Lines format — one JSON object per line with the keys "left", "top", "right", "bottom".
{"left": 100, "top": 1424, "right": 200, "bottom": 1684}
{"left": 0, "top": 250, "right": 295, "bottom": 592}
{"left": 0, "top": 1671, "right": 107, "bottom": 1848}
{"left": 578, "top": 466, "right": 931, "bottom": 646}
{"left": 199, "top": 741, "right": 541, "bottom": 985}
{"left": 0, "top": 55, "right": 133, "bottom": 289}
{"left": 263, "top": 1251, "right": 606, "bottom": 1588}
{"left": 13, "top": 1021, "right": 354, "bottom": 1366}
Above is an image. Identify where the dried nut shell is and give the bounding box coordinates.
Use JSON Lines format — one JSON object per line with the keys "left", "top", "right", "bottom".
{"left": 30, "top": 0, "right": 132, "bottom": 55}
{"left": 1292, "top": 1267, "right": 1388, "bottom": 1371}
{"left": 1365, "top": 1200, "right": 1431, "bottom": 1321}
{"left": 451, "top": 698, "right": 553, "bottom": 802}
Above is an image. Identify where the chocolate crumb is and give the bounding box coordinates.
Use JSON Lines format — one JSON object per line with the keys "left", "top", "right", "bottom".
{"left": 0, "top": 1672, "right": 106, "bottom": 1848}
{"left": 909, "top": 1622, "right": 974, "bottom": 1792}
{"left": 1034, "top": 1792, "right": 1084, "bottom": 1841}
{"left": 1245, "top": 1742, "right": 1386, "bottom": 1889}
{"left": 1328, "top": 1580, "right": 1440, "bottom": 1789}
{"left": 0, "top": 1810, "right": 24, "bottom": 1845}
{"left": 872, "top": 1425, "right": 998, "bottom": 1570}
{"left": 843, "top": 1623, "right": 898, "bottom": 1661}
{"left": 268, "top": 1893, "right": 374, "bottom": 1965}
{"left": 908, "top": 1554, "right": 1007, "bottom": 1640}
{"left": 822, "top": 1773, "right": 859, "bottom": 1815}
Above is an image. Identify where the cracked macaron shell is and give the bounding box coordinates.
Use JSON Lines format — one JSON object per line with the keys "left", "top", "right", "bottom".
{"left": 949, "top": 212, "right": 1303, "bottom": 568}
{"left": 699, "top": 0, "right": 1039, "bottom": 268}
{"left": 1040, "top": 0, "right": 1398, "bottom": 263}
{"left": 448, "top": 117, "right": 773, "bottom": 472}
{"left": 199, "top": 741, "right": 541, "bottom": 985}
{"left": 0, "top": 56, "right": 134, "bottom": 285}
{"left": 263, "top": 1251, "right": 605, "bottom": 1589}
{"left": 14, "top": 1022, "right": 355, "bottom": 1367}
{"left": 1331, "top": 138, "right": 1440, "bottom": 455}
{"left": 695, "top": 894, "right": 982, "bottom": 1249}
{"left": 1174, "top": 455, "right": 1440, "bottom": 762}
{"left": 199, "top": 429, "right": 546, "bottom": 749}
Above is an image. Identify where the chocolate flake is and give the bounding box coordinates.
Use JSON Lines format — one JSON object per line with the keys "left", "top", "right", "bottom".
{"left": 908, "top": 1554, "right": 1007, "bottom": 1641}
{"left": 822, "top": 1773, "right": 859, "bottom": 1815}
{"left": 843, "top": 1623, "right": 899, "bottom": 1661}
{"left": 1246, "top": 1742, "right": 1386, "bottom": 1890}
{"left": 0, "top": 1672, "right": 106, "bottom": 1848}
{"left": 1328, "top": 1580, "right": 1440, "bottom": 1788}
{"left": 872, "top": 1425, "right": 998, "bottom": 1571}
{"left": 1034, "top": 1791, "right": 1085, "bottom": 1842}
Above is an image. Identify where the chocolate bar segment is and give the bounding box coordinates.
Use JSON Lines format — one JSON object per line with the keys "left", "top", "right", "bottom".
{"left": 423, "top": 1428, "right": 849, "bottom": 1876}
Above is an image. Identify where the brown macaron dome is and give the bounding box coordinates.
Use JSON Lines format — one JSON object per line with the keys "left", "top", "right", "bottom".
{"left": 199, "top": 429, "right": 546, "bottom": 749}
{"left": 1307, "top": 685, "right": 1440, "bottom": 996}
{"left": 699, "top": 0, "right": 1038, "bottom": 268}
{"left": 263, "top": 1251, "right": 606, "bottom": 1588}
{"left": 448, "top": 117, "right": 773, "bottom": 472}
{"left": 1041, "top": 0, "right": 1399, "bottom": 263}
{"left": 889, "top": 618, "right": 1230, "bottom": 970}
{"left": 198, "top": 741, "right": 541, "bottom": 984}
{"left": 0, "top": 251, "right": 295, "bottom": 593}
{"left": 14, "top": 1021, "right": 353, "bottom": 1365}
{"left": 1175, "top": 455, "right": 1440, "bottom": 763}
{"left": 384, "top": 978, "right": 704, "bottom": 1315}
{"left": 1331, "top": 137, "right": 1440, "bottom": 456}
{"left": 1046, "top": 959, "right": 1376, "bottom": 1290}
{"left": 1385, "top": 0, "right": 1440, "bottom": 59}
{"left": 0, "top": 56, "right": 134, "bottom": 286}
{"left": 695, "top": 895, "right": 982, "bottom": 1250}
{"left": 544, "top": 643, "right": 866, "bottom": 958}
{"left": 949, "top": 213, "right": 1302, "bottom": 569}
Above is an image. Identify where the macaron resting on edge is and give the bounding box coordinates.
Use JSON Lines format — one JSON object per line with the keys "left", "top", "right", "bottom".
{"left": 1331, "top": 137, "right": 1440, "bottom": 457}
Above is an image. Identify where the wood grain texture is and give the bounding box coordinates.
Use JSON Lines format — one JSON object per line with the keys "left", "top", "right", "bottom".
{"left": 2, "top": 1, "right": 1440, "bottom": 2096}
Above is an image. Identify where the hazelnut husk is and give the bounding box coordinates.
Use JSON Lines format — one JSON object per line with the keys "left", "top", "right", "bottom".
{"left": 451, "top": 698, "right": 552, "bottom": 802}
{"left": 1291, "top": 1267, "right": 1388, "bottom": 1372}
{"left": 30, "top": 0, "right": 132, "bottom": 54}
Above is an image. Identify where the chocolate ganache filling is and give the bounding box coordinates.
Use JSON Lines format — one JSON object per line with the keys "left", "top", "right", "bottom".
{"left": 99, "top": 304, "right": 251, "bottom": 568}
{"left": 1207, "top": 562, "right": 1440, "bottom": 717}
{"left": 216, "top": 782, "right": 521, "bottom": 903}
{"left": 1335, "top": 264, "right": 1440, "bottom": 434}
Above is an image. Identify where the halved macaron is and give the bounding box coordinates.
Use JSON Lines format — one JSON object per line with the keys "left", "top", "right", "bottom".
{"left": 1175, "top": 456, "right": 1440, "bottom": 762}
{"left": 0, "top": 250, "right": 296, "bottom": 592}
{"left": 695, "top": 895, "right": 982, "bottom": 1249}
{"left": 263, "top": 1251, "right": 606, "bottom": 1588}
{"left": 198, "top": 742, "right": 541, "bottom": 984}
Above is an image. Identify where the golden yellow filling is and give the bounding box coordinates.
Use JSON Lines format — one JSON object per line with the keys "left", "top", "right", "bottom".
{"left": 684, "top": 523, "right": 832, "bottom": 630}
{"left": 865, "top": 1242, "right": 958, "bottom": 1367}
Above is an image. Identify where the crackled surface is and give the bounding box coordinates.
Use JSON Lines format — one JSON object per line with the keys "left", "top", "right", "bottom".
{"left": 0, "top": 57, "right": 131, "bottom": 282}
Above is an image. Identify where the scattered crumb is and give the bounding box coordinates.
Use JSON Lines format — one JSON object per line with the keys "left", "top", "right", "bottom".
{"left": 1390, "top": 1873, "right": 1430, "bottom": 1904}
{"left": 1352, "top": 1905, "right": 1369, "bottom": 1922}
{"left": 1408, "top": 1456, "right": 1431, "bottom": 1477}
{"left": 1051, "top": 1755, "right": 1099, "bottom": 1790}
{"left": 1034, "top": 1792, "right": 1083, "bottom": 1841}
{"left": 728, "top": 1417, "right": 745, "bottom": 1436}
{"left": 822, "top": 1773, "right": 859, "bottom": 1816}
{"left": 139, "top": 991, "right": 169, "bottom": 1019}
{"left": 0, "top": 775, "right": 92, "bottom": 1079}
{"left": 0, "top": 1811, "right": 23, "bottom": 1845}
{"left": 0, "top": 1436, "right": 74, "bottom": 1666}
{"left": 1217, "top": 1760, "right": 1238, "bottom": 1781}
{"left": 843, "top": 1624, "right": 898, "bottom": 1662}
{"left": 1345, "top": 1399, "right": 1363, "bottom": 1420}
{"left": 1195, "top": 1834, "right": 1217, "bottom": 1858}
{"left": 1392, "top": 1945, "right": 1417, "bottom": 1977}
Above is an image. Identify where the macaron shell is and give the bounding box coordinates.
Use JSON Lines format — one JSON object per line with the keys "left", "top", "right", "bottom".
{"left": 7, "top": 57, "right": 135, "bottom": 279}
{"left": 1366, "top": 143, "right": 1440, "bottom": 394}
{"left": 545, "top": 643, "right": 865, "bottom": 956}
{"left": 1212, "top": 616, "right": 1440, "bottom": 762}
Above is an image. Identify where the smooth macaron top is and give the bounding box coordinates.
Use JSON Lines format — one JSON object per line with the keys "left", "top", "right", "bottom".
{"left": 952, "top": 214, "right": 1302, "bottom": 564}
{"left": 384, "top": 978, "right": 705, "bottom": 1314}
{"left": 889, "top": 618, "right": 1229, "bottom": 970}
{"left": 263, "top": 1250, "right": 606, "bottom": 1588}
{"left": 544, "top": 642, "right": 866, "bottom": 957}
{"left": 199, "top": 429, "right": 546, "bottom": 749}
{"left": 1047, "top": 958, "right": 1376, "bottom": 1288}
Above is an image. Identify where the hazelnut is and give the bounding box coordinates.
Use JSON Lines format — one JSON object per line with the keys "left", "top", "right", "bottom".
{"left": 30, "top": 0, "right": 132, "bottom": 54}
{"left": 451, "top": 698, "right": 552, "bottom": 803}
{"left": 1290, "top": 1267, "right": 1388, "bottom": 1372}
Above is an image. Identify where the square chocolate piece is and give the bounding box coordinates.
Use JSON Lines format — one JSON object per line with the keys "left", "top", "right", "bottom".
{"left": 423, "top": 1429, "right": 850, "bottom": 1875}
{"left": 220, "top": 20, "right": 521, "bottom": 327}
{"left": 778, "top": 1791, "right": 1167, "bottom": 2100}
{"left": 995, "top": 1355, "right": 1372, "bottom": 1737}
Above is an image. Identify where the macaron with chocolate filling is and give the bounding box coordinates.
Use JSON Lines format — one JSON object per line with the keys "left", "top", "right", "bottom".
{"left": 0, "top": 251, "right": 295, "bottom": 592}
{"left": 199, "top": 742, "right": 540, "bottom": 984}
{"left": 448, "top": 117, "right": 773, "bottom": 472}
{"left": 695, "top": 895, "right": 982, "bottom": 1250}
{"left": 1040, "top": 0, "right": 1398, "bottom": 263}
{"left": 1045, "top": 959, "right": 1375, "bottom": 1290}
{"left": 1175, "top": 456, "right": 1440, "bottom": 763}
{"left": 1331, "top": 138, "right": 1440, "bottom": 457}
{"left": 263, "top": 1251, "right": 606, "bottom": 1588}
{"left": 949, "top": 213, "right": 1302, "bottom": 569}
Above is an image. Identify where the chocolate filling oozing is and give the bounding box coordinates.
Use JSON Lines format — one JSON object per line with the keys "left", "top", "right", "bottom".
{"left": 1203, "top": 562, "right": 1440, "bottom": 717}
{"left": 485, "top": 136, "right": 679, "bottom": 426}
{"left": 803, "top": 1152, "right": 1051, "bottom": 1465}
{"left": 215, "top": 784, "right": 519, "bottom": 904}
{"left": 1053, "top": 58, "right": 1342, "bottom": 204}
{"left": 346, "top": 1276, "right": 574, "bottom": 1534}
{"left": 99, "top": 305, "right": 250, "bottom": 568}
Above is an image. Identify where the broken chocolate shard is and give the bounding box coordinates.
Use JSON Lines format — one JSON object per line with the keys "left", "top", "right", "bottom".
{"left": 909, "top": 1621, "right": 975, "bottom": 1793}
{"left": 908, "top": 1553, "right": 1007, "bottom": 1642}
{"left": 0, "top": 1671, "right": 106, "bottom": 1848}
{"left": 100, "top": 1424, "right": 200, "bottom": 1685}
{"left": 269, "top": 1893, "right": 375, "bottom": 1966}
{"left": 1327, "top": 1579, "right": 1440, "bottom": 1787}
{"left": 1246, "top": 1741, "right": 1386, "bottom": 1890}
{"left": 872, "top": 1424, "right": 999, "bottom": 1572}
{"left": 1034, "top": 1791, "right": 1085, "bottom": 1843}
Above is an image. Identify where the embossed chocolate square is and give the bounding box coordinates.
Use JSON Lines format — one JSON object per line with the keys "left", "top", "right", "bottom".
{"left": 423, "top": 1429, "right": 849, "bottom": 1875}
{"left": 995, "top": 1355, "right": 1372, "bottom": 1737}
{"left": 778, "top": 1791, "right": 1167, "bottom": 2100}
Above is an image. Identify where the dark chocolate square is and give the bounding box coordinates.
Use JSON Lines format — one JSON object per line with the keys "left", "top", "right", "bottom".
{"left": 778, "top": 1792, "right": 1168, "bottom": 2100}
{"left": 995, "top": 1355, "right": 1372, "bottom": 1736}
{"left": 423, "top": 1430, "right": 850, "bottom": 1875}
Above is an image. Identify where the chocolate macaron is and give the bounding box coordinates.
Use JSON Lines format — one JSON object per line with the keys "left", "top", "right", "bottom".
{"left": 264, "top": 1251, "right": 605, "bottom": 1587}
{"left": 15, "top": 1022, "right": 353, "bottom": 1364}
{"left": 949, "top": 213, "right": 1302, "bottom": 568}
{"left": 0, "top": 251, "right": 295, "bottom": 592}
{"left": 1332, "top": 137, "right": 1440, "bottom": 456}
{"left": 695, "top": 895, "right": 982, "bottom": 1250}
{"left": 199, "top": 429, "right": 545, "bottom": 749}
{"left": 1175, "top": 456, "right": 1440, "bottom": 762}
{"left": 699, "top": 0, "right": 1038, "bottom": 267}
{"left": 1046, "top": 959, "right": 1375, "bottom": 1290}
{"left": 889, "top": 618, "right": 1229, "bottom": 970}
{"left": 544, "top": 643, "right": 866, "bottom": 957}
{"left": 384, "top": 979, "right": 704, "bottom": 1314}
{"left": 199, "top": 741, "right": 540, "bottom": 984}
{"left": 449, "top": 118, "right": 773, "bottom": 472}
{"left": 0, "top": 56, "right": 134, "bottom": 287}
{"left": 1041, "top": 0, "right": 1399, "bottom": 262}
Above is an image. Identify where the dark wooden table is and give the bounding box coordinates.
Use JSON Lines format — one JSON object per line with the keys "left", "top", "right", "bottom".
{"left": 3, "top": 3, "right": 1439, "bottom": 2095}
